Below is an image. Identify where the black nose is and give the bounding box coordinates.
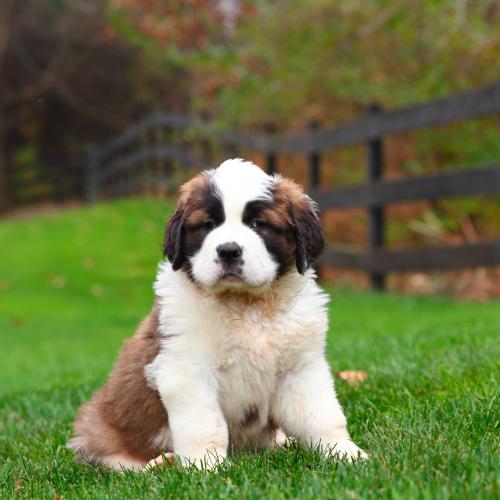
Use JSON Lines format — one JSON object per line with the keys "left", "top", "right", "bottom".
{"left": 216, "top": 242, "right": 243, "bottom": 263}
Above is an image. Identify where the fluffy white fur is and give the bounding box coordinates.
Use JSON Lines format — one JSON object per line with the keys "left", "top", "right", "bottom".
{"left": 143, "top": 159, "right": 367, "bottom": 468}
{"left": 146, "top": 263, "right": 366, "bottom": 468}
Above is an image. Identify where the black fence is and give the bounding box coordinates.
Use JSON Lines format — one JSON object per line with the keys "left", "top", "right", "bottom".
{"left": 85, "top": 83, "right": 500, "bottom": 289}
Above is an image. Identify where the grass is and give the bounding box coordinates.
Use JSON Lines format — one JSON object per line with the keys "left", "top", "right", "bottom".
{"left": 0, "top": 198, "right": 498, "bottom": 499}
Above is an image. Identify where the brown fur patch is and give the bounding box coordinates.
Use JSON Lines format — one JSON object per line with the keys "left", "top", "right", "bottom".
{"left": 240, "top": 406, "right": 260, "bottom": 427}
{"left": 213, "top": 288, "right": 282, "bottom": 319}
{"left": 267, "top": 416, "right": 279, "bottom": 432}
{"left": 273, "top": 176, "right": 324, "bottom": 273}
{"left": 164, "top": 171, "right": 223, "bottom": 273}
{"left": 273, "top": 177, "right": 310, "bottom": 211}
{"left": 185, "top": 207, "right": 209, "bottom": 226}
{"left": 70, "top": 303, "right": 168, "bottom": 463}
{"left": 259, "top": 206, "right": 292, "bottom": 229}
{"left": 177, "top": 172, "right": 210, "bottom": 206}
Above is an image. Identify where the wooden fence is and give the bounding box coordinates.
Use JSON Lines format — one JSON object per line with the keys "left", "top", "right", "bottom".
{"left": 85, "top": 83, "right": 500, "bottom": 289}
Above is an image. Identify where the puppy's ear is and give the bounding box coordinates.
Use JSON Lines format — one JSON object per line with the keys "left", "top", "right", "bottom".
{"left": 289, "top": 196, "right": 325, "bottom": 274}
{"left": 163, "top": 207, "right": 185, "bottom": 271}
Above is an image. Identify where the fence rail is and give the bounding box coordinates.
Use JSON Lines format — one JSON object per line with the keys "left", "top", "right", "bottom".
{"left": 98, "top": 146, "right": 199, "bottom": 181}
{"left": 219, "top": 83, "right": 500, "bottom": 153}
{"left": 323, "top": 240, "right": 500, "bottom": 273}
{"left": 310, "top": 165, "right": 500, "bottom": 209}
{"left": 99, "top": 113, "right": 197, "bottom": 162}
{"left": 85, "top": 81, "right": 500, "bottom": 290}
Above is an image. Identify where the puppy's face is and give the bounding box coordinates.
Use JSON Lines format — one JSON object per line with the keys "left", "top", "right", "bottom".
{"left": 164, "top": 159, "right": 324, "bottom": 293}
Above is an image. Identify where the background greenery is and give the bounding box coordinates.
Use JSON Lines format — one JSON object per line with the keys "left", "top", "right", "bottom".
{"left": 2, "top": 1, "right": 499, "bottom": 293}
{"left": 1, "top": 199, "right": 498, "bottom": 498}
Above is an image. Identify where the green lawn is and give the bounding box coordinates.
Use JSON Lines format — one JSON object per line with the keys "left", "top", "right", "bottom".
{"left": 0, "top": 198, "right": 498, "bottom": 499}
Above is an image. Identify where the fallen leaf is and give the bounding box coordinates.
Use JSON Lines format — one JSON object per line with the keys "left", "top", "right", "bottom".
{"left": 90, "top": 284, "right": 104, "bottom": 298}
{"left": 83, "top": 257, "right": 95, "bottom": 270}
{"left": 0, "top": 280, "right": 11, "bottom": 292}
{"left": 51, "top": 276, "right": 66, "bottom": 289}
{"left": 142, "top": 219, "right": 156, "bottom": 233}
{"left": 16, "top": 477, "right": 22, "bottom": 494}
{"left": 10, "top": 317, "right": 26, "bottom": 327}
{"left": 337, "top": 370, "right": 368, "bottom": 386}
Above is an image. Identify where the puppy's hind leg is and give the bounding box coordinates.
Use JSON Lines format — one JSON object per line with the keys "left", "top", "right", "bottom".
{"left": 145, "top": 452, "right": 176, "bottom": 470}
{"left": 100, "top": 454, "right": 148, "bottom": 472}
{"left": 272, "top": 428, "right": 289, "bottom": 448}
{"left": 69, "top": 437, "right": 150, "bottom": 472}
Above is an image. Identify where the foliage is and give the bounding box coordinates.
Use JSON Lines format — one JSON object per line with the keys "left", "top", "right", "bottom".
{"left": 0, "top": 198, "right": 499, "bottom": 497}
{"left": 0, "top": 0, "right": 189, "bottom": 208}
{"left": 182, "top": 0, "right": 500, "bottom": 127}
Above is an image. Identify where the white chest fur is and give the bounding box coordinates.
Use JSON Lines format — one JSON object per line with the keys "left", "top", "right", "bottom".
{"left": 149, "top": 263, "right": 329, "bottom": 433}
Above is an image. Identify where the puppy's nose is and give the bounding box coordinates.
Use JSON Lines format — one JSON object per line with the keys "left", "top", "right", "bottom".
{"left": 216, "top": 242, "right": 243, "bottom": 263}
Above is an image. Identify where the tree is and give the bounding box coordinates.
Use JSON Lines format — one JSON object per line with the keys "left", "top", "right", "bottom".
{"left": 192, "top": 0, "right": 500, "bottom": 127}
{"left": 0, "top": 0, "right": 191, "bottom": 210}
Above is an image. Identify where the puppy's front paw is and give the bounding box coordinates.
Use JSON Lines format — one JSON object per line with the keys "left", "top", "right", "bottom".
{"left": 177, "top": 447, "right": 227, "bottom": 470}
{"left": 326, "top": 439, "right": 368, "bottom": 462}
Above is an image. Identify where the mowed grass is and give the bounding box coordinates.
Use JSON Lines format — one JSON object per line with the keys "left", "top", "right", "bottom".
{"left": 0, "top": 198, "right": 498, "bottom": 499}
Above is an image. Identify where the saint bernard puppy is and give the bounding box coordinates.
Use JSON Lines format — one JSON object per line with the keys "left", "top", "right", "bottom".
{"left": 68, "top": 158, "right": 367, "bottom": 470}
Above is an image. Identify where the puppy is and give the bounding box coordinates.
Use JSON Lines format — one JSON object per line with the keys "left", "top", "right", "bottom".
{"left": 68, "top": 159, "right": 367, "bottom": 470}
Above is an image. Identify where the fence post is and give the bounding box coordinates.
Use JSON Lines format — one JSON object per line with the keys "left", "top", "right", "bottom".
{"left": 366, "top": 104, "right": 386, "bottom": 290}
{"left": 308, "top": 121, "right": 321, "bottom": 187}
{"left": 227, "top": 142, "right": 240, "bottom": 160}
{"left": 265, "top": 124, "right": 277, "bottom": 175}
{"left": 84, "top": 144, "right": 99, "bottom": 203}
{"left": 308, "top": 121, "right": 323, "bottom": 279}
{"left": 200, "top": 111, "right": 214, "bottom": 168}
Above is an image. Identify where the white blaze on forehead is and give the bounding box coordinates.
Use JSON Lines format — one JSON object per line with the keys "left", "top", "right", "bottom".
{"left": 212, "top": 159, "right": 273, "bottom": 221}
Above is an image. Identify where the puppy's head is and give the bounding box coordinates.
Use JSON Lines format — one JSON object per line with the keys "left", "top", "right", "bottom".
{"left": 164, "top": 159, "right": 324, "bottom": 293}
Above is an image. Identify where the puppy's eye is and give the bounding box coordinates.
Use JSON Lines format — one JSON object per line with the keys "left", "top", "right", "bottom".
{"left": 202, "top": 219, "right": 216, "bottom": 230}
{"left": 251, "top": 218, "right": 268, "bottom": 229}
